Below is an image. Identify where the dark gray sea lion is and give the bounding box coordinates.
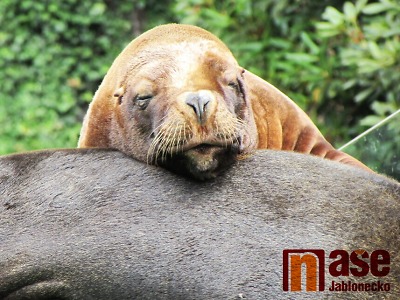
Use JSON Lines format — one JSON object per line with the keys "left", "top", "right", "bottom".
{"left": 0, "top": 149, "right": 398, "bottom": 299}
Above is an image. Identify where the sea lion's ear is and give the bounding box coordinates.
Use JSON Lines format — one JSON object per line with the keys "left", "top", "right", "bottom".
{"left": 113, "top": 87, "right": 125, "bottom": 105}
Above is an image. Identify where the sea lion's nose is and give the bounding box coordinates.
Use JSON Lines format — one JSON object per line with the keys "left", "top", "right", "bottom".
{"left": 185, "top": 92, "right": 211, "bottom": 124}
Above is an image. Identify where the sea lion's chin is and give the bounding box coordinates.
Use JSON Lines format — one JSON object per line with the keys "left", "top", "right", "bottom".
{"left": 160, "top": 144, "right": 239, "bottom": 181}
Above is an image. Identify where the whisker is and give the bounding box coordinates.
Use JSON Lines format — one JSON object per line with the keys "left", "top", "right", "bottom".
{"left": 147, "top": 131, "right": 164, "bottom": 164}
{"left": 160, "top": 121, "right": 178, "bottom": 162}
{"left": 148, "top": 114, "right": 170, "bottom": 138}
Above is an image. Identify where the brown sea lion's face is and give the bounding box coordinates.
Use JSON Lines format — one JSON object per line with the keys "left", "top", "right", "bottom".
{"left": 111, "top": 41, "right": 256, "bottom": 180}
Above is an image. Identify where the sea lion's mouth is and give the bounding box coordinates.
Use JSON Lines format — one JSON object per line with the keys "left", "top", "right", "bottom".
{"left": 180, "top": 138, "right": 241, "bottom": 153}
{"left": 157, "top": 142, "right": 240, "bottom": 180}
{"left": 189, "top": 143, "right": 219, "bottom": 154}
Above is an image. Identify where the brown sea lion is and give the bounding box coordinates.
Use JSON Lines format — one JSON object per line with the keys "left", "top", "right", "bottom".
{"left": 78, "top": 23, "right": 371, "bottom": 179}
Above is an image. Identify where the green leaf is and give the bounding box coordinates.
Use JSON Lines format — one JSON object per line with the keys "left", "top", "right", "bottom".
{"left": 322, "top": 6, "right": 345, "bottom": 25}
{"left": 315, "top": 22, "right": 341, "bottom": 37}
{"left": 300, "top": 32, "right": 319, "bottom": 54}
{"left": 357, "top": 59, "right": 383, "bottom": 73}
{"left": 284, "top": 53, "right": 318, "bottom": 63}
{"left": 202, "top": 9, "right": 231, "bottom": 28}
{"left": 371, "top": 101, "right": 395, "bottom": 115}
{"left": 234, "top": 42, "right": 264, "bottom": 52}
{"left": 343, "top": 79, "right": 357, "bottom": 90}
{"left": 360, "top": 115, "right": 383, "bottom": 127}
{"left": 343, "top": 2, "right": 357, "bottom": 21}
{"left": 384, "top": 28, "right": 400, "bottom": 38}
{"left": 362, "top": 3, "right": 389, "bottom": 14}
{"left": 355, "top": 0, "right": 369, "bottom": 12}
{"left": 90, "top": 3, "right": 106, "bottom": 16}
{"left": 268, "top": 38, "right": 292, "bottom": 50}
{"left": 368, "top": 41, "right": 382, "bottom": 59}
{"left": 355, "top": 87, "right": 375, "bottom": 102}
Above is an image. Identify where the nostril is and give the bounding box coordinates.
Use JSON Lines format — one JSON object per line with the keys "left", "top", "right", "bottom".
{"left": 186, "top": 98, "right": 199, "bottom": 115}
{"left": 185, "top": 93, "right": 210, "bottom": 124}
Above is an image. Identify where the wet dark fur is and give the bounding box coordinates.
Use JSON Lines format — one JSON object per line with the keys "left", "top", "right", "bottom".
{"left": 1, "top": 149, "right": 399, "bottom": 299}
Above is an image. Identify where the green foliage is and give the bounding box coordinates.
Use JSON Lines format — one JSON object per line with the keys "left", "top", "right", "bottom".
{"left": 316, "top": 0, "right": 400, "bottom": 115}
{"left": 0, "top": 1, "right": 137, "bottom": 153}
{"left": 316, "top": 0, "right": 400, "bottom": 177}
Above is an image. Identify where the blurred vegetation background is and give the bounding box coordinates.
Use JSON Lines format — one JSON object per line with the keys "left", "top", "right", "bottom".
{"left": 0, "top": 0, "right": 399, "bottom": 179}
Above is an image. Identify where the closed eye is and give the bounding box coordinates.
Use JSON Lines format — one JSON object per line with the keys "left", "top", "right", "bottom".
{"left": 228, "top": 81, "right": 238, "bottom": 89}
{"left": 136, "top": 95, "right": 153, "bottom": 101}
{"left": 135, "top": 94, "right": 153, "bottom": 110}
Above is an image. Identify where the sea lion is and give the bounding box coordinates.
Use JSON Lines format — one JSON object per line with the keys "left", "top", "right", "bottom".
{"left": 78, "top": 23, "right": 371, "bottom": 179}
{"left": 78, "top": 24, "right": 257, "bottom": 180}
{"left": 0, "top": 149, "right": 399, "bottom": 299}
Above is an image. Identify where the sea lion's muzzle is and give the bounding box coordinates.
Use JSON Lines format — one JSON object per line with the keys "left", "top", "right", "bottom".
{"left": 183, "top": 90, "right": 215, "bottom": 125}
{"left": 185, "top": 91, "right": 212, "bottom": 125}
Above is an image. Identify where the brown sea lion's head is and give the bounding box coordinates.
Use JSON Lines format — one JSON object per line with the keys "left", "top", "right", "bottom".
{"left": 79, "top": 24, "right": 257, "bottom": 180}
